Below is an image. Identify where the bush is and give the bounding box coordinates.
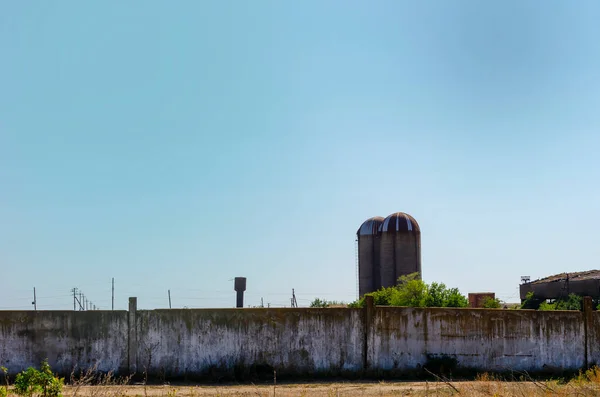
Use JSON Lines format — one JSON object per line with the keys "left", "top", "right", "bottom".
{"left": 14, "top": 361, "right": 63, "bottom": 397}
{"left": 0, "top": 366, "right": 7, "bottom": 397}
{"left": 309, "top": 298, "right": 346, "bottom": 308}
{"left": 349, "top": 273, "right": 469, "bottom": 308}
{"left": 482, "top": 296, "right": 502, "bottom": 309}
{"left": 520, "top": 291, "right": 543, "bottom": 309}
{"left": 538, "top": 294, "right": 582, "bottom": 311}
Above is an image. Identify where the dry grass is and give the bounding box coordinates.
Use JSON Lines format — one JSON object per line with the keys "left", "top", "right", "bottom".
{"left": 5, "top": 367, "right": 600, "bottom": 397}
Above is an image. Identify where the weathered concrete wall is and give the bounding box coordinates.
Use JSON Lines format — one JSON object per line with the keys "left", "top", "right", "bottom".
{"left": 0, "top": 302, "right": 596, "bottom": 378}
{"left": 135, "top": 308, "right": 365, "bottom": 378}
{"left": 369, "top": 307, "right": 585, "bottom": 373}
{"left": 0, "top": 311, "right": 128, "bottom": 376}
{"left": 585, "top": 303, "right": 600, "bottom": 367}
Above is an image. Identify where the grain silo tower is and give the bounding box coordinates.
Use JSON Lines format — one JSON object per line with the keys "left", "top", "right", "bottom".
{"left": 379, "top": 212, "right": 421, "bottom": 288}
{"left": 357, "top": 216, "right": 384, "bottom": 296}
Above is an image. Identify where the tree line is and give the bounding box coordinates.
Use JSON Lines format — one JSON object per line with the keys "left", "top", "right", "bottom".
{"left": 310, "top": 273, "right": 590, "bottom": 311}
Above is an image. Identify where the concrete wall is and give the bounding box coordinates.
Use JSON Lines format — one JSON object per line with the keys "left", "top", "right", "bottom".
{"left": 135, "top": 308, "right": 364, "bottom": 378}
{"left": 0, "top": 311, "right": 128, "bottom": 376}
{"left": 368, "top": 307, "right": 585, "bottom": 373}
{"left": 0, "top": 299, "right": 598, "bottom": 378}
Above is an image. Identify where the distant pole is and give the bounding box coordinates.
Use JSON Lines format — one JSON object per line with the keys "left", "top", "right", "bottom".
{"left": 32, "top": 287, "right": 37, "bottom": 311}
{"left": 168, "top": 290, "right": 172, "bottom": 309}
{"left": 79, "top": 292, "right": 83, "bottom": 311}
{"left": 112, "top": 278, "right": 115, "bottom": 311}
{"left": 261, "top": 297, "right": 264, "bottom": 308}
{"left": 72, "top": 288, "right": 77, "bottom": 311}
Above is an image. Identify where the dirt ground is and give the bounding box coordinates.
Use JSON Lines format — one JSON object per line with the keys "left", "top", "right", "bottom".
{"left": 49, "top": 381, "right": 600, "bottom": 397}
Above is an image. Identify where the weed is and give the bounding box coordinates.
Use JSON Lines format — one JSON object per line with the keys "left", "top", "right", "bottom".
{"left": 1, "top": 366, "right": 8, "bottom": 397}
{"left": 14, "top": 361, "right": 63, "bottom": 397}
{"left": 166, "top": 388, "right": 177, "bottom": 397}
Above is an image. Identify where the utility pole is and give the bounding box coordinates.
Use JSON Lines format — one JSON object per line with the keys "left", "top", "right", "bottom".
{"left": 261, "top": 297, "right": 264, "bottom": 308}
{"left": 291, "top": 289, "right": 297, "bottom": 308}
{"left": 32, "top": 287, "right": 37, "bottom": 311}
{"left": 72, "top": 288, "right": 77, "bottom": 311}
{"left": 112, "top": 278, "right": 115, "bottom": 311}
{"left": 168, "top": 290, "right": 172, "bottom": 309}
{"left": 79, "top": 292, "right": 83, "bottom": 310}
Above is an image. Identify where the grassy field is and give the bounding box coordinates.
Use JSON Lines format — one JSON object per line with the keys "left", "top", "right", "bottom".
{"left": 3, "top": 379, "right": 600, "bottom": 397}
{"left": 5, "top": 367, "right": 600, "bottom": 397}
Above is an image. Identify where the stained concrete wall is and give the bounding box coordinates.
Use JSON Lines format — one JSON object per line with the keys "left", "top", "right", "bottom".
{"left": 0, "top": 301, "right": 597, "bottom": 378}
{"left": 368, "top": 307, "right": 585, "bottom": 373}
{"left": 135, "top": 308, "right": 365, "bottom": 378}
{"left": 0, "top": 311, "right": 128, "bottom": 376}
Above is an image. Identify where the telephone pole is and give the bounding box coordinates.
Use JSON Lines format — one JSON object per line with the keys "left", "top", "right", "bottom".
{"left": 112, "top": 278, "right": 115, "bottom": 311}
{"left": 32, "top": 287, "right": 37, "bottom": 311}
{"left": 291, "top": 289, "right": 297, "bottom": 308}
{"left": 72, "top": 288, "right": 77, "bottom": 311}
{"left": 168, "top": 290, "right": 172, "bottom": 309}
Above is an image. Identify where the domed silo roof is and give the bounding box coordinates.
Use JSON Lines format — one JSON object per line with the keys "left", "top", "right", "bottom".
{"left": 357, "top": 216, "right": 385, "bottom": 236}
{"left": 380, "top": 212, "right": 420, "bottom": 233}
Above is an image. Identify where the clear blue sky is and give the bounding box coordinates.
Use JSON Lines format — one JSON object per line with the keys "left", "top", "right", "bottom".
{"left": 2, "top": 1, "right": 600, "bottom": 310}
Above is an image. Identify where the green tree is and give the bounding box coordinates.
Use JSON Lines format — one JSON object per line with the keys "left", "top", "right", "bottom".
{"left": 444, "top": 287, "right": 469, "bottom": 307}
{"left": 538, "top": 294, "right": 582, "bottom": 311}
{"left": 390, "top": 273, "right": 428, "bottom": 307}
{"left": 520, "top": 291, "right": 543, "bottom": 310}
{"left": 555, "top": 294, "right": 582, "bottom": 310}
{"left": 309, "top": 298, "right": 346, "bottom": 308}
{"left": 481, "top": 296, "right": 502, "bottom": 309}
{"left": 349, "top": 273, "right": 468, "bottom": 308}
{"left": 538, "top": 301, "right": 557, "bottom": 311}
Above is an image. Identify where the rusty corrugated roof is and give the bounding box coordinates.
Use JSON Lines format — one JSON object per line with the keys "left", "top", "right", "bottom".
{"left": 531, "top": 270, "right": 600, "bottom": 284}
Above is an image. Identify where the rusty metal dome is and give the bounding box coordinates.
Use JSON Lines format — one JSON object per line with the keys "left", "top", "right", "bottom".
{"left": 380, "top": 212, "right": 420, "bottom": 233}
{"left": 357, "top": 216, "right": 385, "bottom": 236}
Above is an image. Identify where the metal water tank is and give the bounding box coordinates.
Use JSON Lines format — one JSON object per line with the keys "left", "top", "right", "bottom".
{"left": 357, "top": 216, "right": 384, "bottom": 296}
{"left": 379, "top": 212, "right": 421, "bottom": 288}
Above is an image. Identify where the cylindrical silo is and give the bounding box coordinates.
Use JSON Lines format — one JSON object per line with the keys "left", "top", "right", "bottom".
{"left": 379, "top": 212, "right": 421, "bottom": 288}
{"left": 357, "top": 216, "right": 384, "bottom": 296}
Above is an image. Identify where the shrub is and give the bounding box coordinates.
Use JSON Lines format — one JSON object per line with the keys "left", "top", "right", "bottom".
{"left": 0, "top": 366, "right": 7, "bottom": 397}
{"left": 538, "top": 294, "right": 582, "bottom": 311}
{"left": 349, "top": 273, "right": 469, "bottom": 308}
{"left": 14, "top": 360, "right": 63, "bottom": 397}
{"left": 482, "top": 296, "right": 502, "bottom": 309}
{"left": 309, "top": 298, "right": 346, "bottom": 308}
{"left": 520, "top": 291, "right": 543, "bottom": 309}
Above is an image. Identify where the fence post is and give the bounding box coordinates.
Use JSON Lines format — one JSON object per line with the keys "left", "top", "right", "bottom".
{"left": 128, "top": 297, "right": 138, "bottom": 374}
{"left": 583, "top": 296, "right": 593, "bottom": 369}
{"left": 363, "top": 295, "right": 375, "bottom": 371}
